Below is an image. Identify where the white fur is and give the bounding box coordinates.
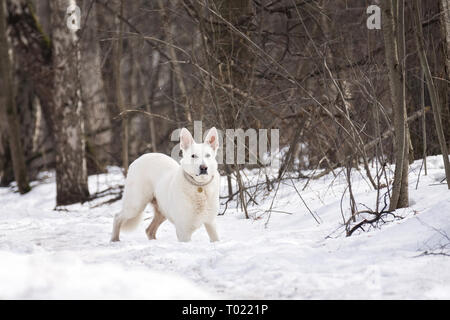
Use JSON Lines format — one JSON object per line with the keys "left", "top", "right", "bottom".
{"left": 111, "top": 127, "right": 220, "bottom": 242}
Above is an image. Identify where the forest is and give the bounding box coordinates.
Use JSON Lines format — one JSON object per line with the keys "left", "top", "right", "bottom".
{"left": 0, "top": 0, "right": 449, "bottom": 300}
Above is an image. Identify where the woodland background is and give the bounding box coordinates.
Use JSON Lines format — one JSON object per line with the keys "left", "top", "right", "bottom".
{"left": 0, "top": 0, "right": 449, "bottom": 223}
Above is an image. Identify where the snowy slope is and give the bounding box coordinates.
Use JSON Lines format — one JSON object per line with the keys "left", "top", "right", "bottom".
{"left": 0, "top": 156, "right": 449, "bottom": 299}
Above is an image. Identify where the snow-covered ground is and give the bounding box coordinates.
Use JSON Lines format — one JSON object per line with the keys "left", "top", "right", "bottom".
{"left": 1, "top": 156, "right": 449, "bottom": 299}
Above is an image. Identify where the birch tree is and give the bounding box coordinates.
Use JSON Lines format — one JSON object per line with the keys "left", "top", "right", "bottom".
{"left": 50, "top": 0, "right": 89, "bottom": 205}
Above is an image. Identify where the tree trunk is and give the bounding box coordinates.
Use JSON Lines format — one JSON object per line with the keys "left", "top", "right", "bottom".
{"left": 157, "top": 0, "right": 192, "bottom": 123}
{"left": 439, "top": 0, "right": 450, "bottom": 160}
{"left": 381, "top": 0, "right": 409, "bottom": 210}
{"left": 0, "top": 0, "right": 30, "bottom": 194}
{"left": 207, "top": 0, "right": 254, "bottom": 217}
{"left": 137, "top": 50, "right": 160, "bottom": 153}
{"left": 6, "top": 0, "right": 56, "bottom": 177}
{"left": 79, "top": 1, "right": 110, "bottom": 174}
{"left": 49, "top": 0, "right": 89, "bottom": 205}
{"left": 412, "top": 0, "right": 450, "bottom": 189}
{"left": 96, "top": 0, "right": 121, "bottom": 166}
{"left": 114, "top": 0, "right": 129, "bottom": 175}
{"left": 421, "top": 69, "right": 427, "bottom": 175}
{"left": 441, "top": 0, "right": 450, "bottom": 74}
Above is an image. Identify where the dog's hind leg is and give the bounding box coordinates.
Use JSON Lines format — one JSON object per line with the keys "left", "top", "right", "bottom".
{"left": 145, "top": 199, "right": 166, "bottom": 240}
{"left": 111, "top": 214, "right": 124, "bottom": 242}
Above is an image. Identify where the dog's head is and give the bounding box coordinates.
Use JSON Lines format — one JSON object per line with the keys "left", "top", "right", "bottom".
{"left": 179, "top": 127, "right": 219, "bottom": 182}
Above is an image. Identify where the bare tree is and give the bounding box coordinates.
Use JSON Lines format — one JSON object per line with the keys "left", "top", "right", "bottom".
{"left": 79, "top": 1, "right": 110, "bottom": 174}
{"left": 49, "top": 0, "right": 89, "bottom": 205}
{"left": 412, "top": 0, "right": 450, "bottom": 189}
{"left": 114, "top": 0, "right": 129, "bottom": 175}
{"left": 0, "top": 0, "right": 30, "bottom": 194}
{"left": 381, "top": 0, "right": 409, "bottom": 209}
{"left": 157, "top": 0, "right": 192, "bottom": 123}
{"left": 441, "top": 0, "right": 450, "bottom": 74}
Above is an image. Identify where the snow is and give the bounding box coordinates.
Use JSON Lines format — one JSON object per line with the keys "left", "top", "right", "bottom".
{"left": 1, "top": 156, "right": 449, "bottom": 299}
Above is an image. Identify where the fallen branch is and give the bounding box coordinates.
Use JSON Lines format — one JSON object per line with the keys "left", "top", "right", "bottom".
{"left": 345, "top": 191, "right": 403, "bottom": 237}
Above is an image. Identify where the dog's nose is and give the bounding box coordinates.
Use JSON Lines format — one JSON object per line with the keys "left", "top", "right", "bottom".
{"left": 199, "top": 164, "right": 208, "bottom": 175}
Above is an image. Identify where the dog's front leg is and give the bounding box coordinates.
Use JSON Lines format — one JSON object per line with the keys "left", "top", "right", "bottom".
{"left": 175, "top": 227, "right": 193, "bottom": 242}
{"left": 204, "top": 222, "right": 219, "bottom": 242}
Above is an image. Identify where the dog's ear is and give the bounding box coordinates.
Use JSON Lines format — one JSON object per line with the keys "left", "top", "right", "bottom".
{"left": 180, "top": 128, "right": 194, "bottom": 151}
{"left": 204, "top": 127, "right": 219, "bottom": 151}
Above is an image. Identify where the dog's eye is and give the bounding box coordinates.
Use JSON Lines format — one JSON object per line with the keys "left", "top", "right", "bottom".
{"left": 191, "top": 154, "right": 197, "bottom": 159}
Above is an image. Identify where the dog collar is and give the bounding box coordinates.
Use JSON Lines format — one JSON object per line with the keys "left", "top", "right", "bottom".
{"left": 183, "top": 171, "right": 214, "bottom": 189}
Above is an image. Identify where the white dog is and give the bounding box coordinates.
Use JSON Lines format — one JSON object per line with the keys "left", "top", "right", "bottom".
{"left": 111, "top": 127, "right": 220, "bottom": 242}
